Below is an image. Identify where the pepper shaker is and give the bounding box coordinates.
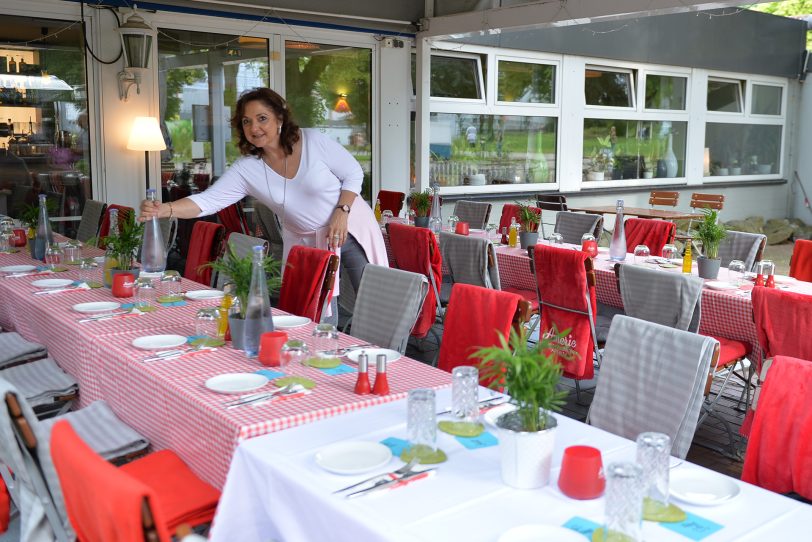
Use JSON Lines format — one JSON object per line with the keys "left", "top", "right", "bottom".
{"left": 354, "top": 353, "right": 371, "bottom": 395}
{"left": 372, "top": 354, "right": 390, "bottom": 395}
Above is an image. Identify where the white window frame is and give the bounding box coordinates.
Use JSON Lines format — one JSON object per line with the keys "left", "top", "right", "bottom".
{"left": 642, "top": 70, "right": 689, "bottom": 112}
{"left": 494, "top": 54, "right": 559, "bottom": 108}
{"left": 749, "top": 81, "right": 785, "bottom": 118}
{"left": 428, "top": 51, "right": 486, "bottom": 105}
{"left": 706, "top": 76, "right": 745, "bottom": 115}
{"left": 584, "top": 64, "right": 637, "bottom": 111}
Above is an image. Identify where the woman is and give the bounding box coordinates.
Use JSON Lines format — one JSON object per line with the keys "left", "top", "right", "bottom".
{"left": 139, "top": 88, "right": 387, "bottom": 313}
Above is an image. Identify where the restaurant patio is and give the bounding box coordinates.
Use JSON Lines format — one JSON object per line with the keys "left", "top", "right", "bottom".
{"left": 1, "top": 0, "right": 812, "bottom": 540}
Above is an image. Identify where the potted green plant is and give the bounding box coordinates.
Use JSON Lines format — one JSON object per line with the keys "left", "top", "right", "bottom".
{"left": 694, "top": 208, "right": 727, "bottom": 280}
{"left": 475, "top": 327, "right": 572, "bottom": 489}
{"left": 202, "top": 243, "right": 281, "bottom": 350}
{"left": 97, "top": 211, "right": 144, "bottom": 286}
{"left": 409, "top": 189, "right": 433, "bottom": 228}
{"left": 586, "top": 137, "right": 610, "bottom": 181}
{"left": 516, "top": 201, "right": 540, "bottom": 249}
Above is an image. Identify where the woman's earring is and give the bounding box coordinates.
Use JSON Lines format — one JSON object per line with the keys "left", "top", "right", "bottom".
{"left": 278, "top": 124, "right": 282, "bottom": 135}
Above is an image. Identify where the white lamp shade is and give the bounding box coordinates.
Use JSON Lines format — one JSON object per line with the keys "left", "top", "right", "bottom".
{"left": 127, "top": 116, "right": 166, "bottom": 151}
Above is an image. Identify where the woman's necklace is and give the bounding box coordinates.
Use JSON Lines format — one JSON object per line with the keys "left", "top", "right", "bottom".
{"left": 262, "top": 153, "right": 288, "bottom": 229}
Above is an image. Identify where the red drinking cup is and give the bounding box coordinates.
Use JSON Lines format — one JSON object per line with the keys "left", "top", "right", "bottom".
{"left": 12, "top": 229, "right": 27, "bottom": 247}
{"left": 259, "top": 331, "right": 288, "bottom": 367}
{"left": 558, "top": 445, "right": 605, "bottom": 499}
{"left": 455, "top": 221, "right": 470, "bottom": 235}
{"left": 581, "top": 240, "right": 598, "bottom": 258}
{"left": 111, "top": 273, "right": 135, "bottom": 298}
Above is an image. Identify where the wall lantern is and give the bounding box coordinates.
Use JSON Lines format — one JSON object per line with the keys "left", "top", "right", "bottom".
{"left": 334, "top": 93, "right": 351, "bottom": 114}
{"left": 118, "top": 7, "right": 154, "bottom": 101}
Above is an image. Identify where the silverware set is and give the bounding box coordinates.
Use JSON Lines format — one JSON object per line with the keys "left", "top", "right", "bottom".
{"left": 78, "top": 310, "right": 141, "bottom": 323}
{"left": 33, "top": 285, "right": 90, "bottom": 295}
{"left": 3, "top": 271, "right": 53, "bottom": 278}
{"left": 435, "top": 395, "right": 508, "bottom": 416}
{"left": 142, "top": 344, "right": 217, "bottom": 362}
{"left": 332, "top": 457, "right": 419, "bottom": 495}
{"left": 321, "top": 343, "right": 375, "bottom": 356}
{"left": 224, "top": 384, "right": 304, "bottom": 409}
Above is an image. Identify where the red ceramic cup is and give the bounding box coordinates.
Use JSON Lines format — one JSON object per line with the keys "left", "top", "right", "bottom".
{"left": 259, "top": 331, "right": 288, "bottom": 367}
{"left": 12, "top": 229, "right": 27, "bottom": 247}
{"left": 558, "top": 445, "right": 605, "bottom": 499}
{"left": 455, "top": 221, "right": 470, "bottom": 235}
{"left": 111, "top": 273, "right": 135, "bottom": 298}
{"left": 581, "top": 239, "right": 598, "bottom": 258}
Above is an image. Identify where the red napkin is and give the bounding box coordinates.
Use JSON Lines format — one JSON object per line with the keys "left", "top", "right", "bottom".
{"left": 742, "top": 356, "right": 812, "bottom": 499}
{"left": 0, "top": 477, "right": 8, "bottom": 534}
{"left": 624, "top": 217, "right": 676, "bottom": 257}
{"left": 378, "top": 190, "right": 406, "bottom": 216}
{"left": 534, "top": 244, "right": 596, "bottom": 380}
{"left": 789, "top": 239, "right": 812, "bottom": 282}
{"left": 278, "top": 245, "right": 334, "bottom": 322}
{"left": 184, "top": 221, "right": 224, "bottom": 285}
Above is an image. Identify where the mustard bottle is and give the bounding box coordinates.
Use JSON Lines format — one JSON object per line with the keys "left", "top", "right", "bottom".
{"left": 682, "top": 239, "right": 693, "bottom": 274}
{"left": 508, "top": 217, "right": 518, "bottom": 248}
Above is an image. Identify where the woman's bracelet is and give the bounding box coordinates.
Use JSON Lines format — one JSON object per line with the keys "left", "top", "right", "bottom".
{"left": 168, "top": 202, "right": 174, "bottom": 220}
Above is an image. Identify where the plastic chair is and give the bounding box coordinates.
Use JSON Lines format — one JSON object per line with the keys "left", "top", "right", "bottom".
{"left": 214, "top": 233, "right": 269, "bottom": 290}
{"left": 74, "top": 199, "right": 106, "bottom": 243}
{"left": 717, "top": 230, "right": 767, "bottom": 272}
{"left": 377, "top": 190, "right": 406, "bottom": 216}
{"left": 216, "top": 201, "right": 250, "bottom": 236}
{"left": 452, "top": 200, "right": 492, "bottom": 229}
{"left": 183, "top": 221, "right": 225, "bottom": 286}
{"left": 623, "top": 217, "right": 676, "bottom": 257}
{"left": 50, "top": 420, "right": 220, "bottom": 542}
{"left": 277, "top": 246, "right": 339, "bottom": 323}
{"left": 553, "top": 211, "right": 603, "bottom": 245}
{"left": 789, "top": 239, "right": 812, "bottom": 282}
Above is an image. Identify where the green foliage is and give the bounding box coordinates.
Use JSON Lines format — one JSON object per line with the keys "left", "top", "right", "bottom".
{"left": 202, "top": 243, "right": 281, "bottom": 318}
{"left": 409, "top": 189, "right": 433, "bottom": 217}
{"left": 515, "top": 201, "right": 540, "bottom": 233}
{"left": 19, "top": 198, "right": 58, "bottom": 229}
{"left": 750, "top": 1, "right": 812, "bottom": 48}
{"left": 474, "top": 327, "right": 573, "bottom": 432}
{"left": 164, "top": 68, "right": 207, "bottom": 121}
{"left": 695, "top": 209, "right": 727, "bottom": 259}
{"left": 100, "top": 212, "right": 144, "bottom": 270}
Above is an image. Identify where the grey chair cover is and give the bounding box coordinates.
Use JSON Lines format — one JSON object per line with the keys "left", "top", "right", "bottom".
{"left": 589, "top": 315, "right": 717, "bottom": 458}
{"left": 254, "top": 203, "right": 284, "bottom": 262}
{"left": 74, "top": 199, "right": 106, "bottom": 243}
{"left": 439, "top": 232, "right": 500, "bottom": 290}
{"left": 554, "top": 211, "right": 603, "bottom": 244}
{"left": 215, "top": 233, "right": 268, "bottom": 289}
{"left": 717, "top": 230, "right": 766, "bottom": 272}
{"left": 452, "top": 200, "right": 492, "bottom": 230}
{"left": 618, "top": 264, "right": 703, "bottom": 333}
{"left": 0, "top": 332, "right": 47, "bottom": 370}
{"left": 1, "top": 358, "right": 77, "bottom": 408}
{"left": 350, "top": 264, "right": 428, "bottom": 354}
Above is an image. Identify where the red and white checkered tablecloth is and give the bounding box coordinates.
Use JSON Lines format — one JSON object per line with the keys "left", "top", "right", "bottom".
{"left": 0, "top": 247, "right": 452, "bottom": 488}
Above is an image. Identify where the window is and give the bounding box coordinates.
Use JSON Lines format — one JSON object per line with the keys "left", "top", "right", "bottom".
{"left": 707, "top": 78, "right": 743, "bottom": 112}
{"left": 584, "top": 67, "right": 635, "bottom": 108}
{"left": 752, "top": 84, "right": 782, "bottom": 116}
{"left": 430, "top": 53, "right": 483, "bottom": 100}
{"left": 705, "top": 123, "right": 781, "bottom": 176}
{"left": 0, "top": 15, "right": 90, "bottom": 233}
{"left": 645, "top": 74, "right": 687, "bottom": 110}
{"left": 497, "top": 60, "right": 555, "bottom": 104}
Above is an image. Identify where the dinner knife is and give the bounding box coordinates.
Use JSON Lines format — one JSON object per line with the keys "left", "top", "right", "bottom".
{"left": 345, "top": 468, "right": 437, "bottom": 499}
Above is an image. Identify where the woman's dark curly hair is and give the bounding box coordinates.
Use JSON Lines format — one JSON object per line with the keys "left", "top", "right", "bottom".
{"left": 231, "top": 88, "right": 301, "bottom": 157}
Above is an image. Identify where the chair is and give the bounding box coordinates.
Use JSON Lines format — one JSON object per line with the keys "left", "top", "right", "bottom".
{"left": 183, "top": 221, "right": 225, "bottom": 286}
{"left": 452, "top": 200, "right": 492, "bottom": 229}
{"left": 589, "top": 315, "right": 718, "bottom": 459}
{"left": 159, "top": 216, "right": 178, "bottom": 253}
{"left": 0, "top": 332, "right": 47, "bottom": 370}
{"left": 498, "top": 204, "right": 541, "bottom": 243}
{"left": 277, "top": 246, "right": 339, "bottom": 323}
{"left": 623, "top": 217, "right": 676, "bottom": 257}
{"left": 74, "top": 199, "right": 106, "bottom": 243}
{"left": 437, "top": 284, "right": 529, "bottom": 376}
{"left": 51, "top": 421, "right": 220, "bottom": 542}
{"left": 649, "top": 190, "right": 679, "bottom": 208}
{"left": 789, "top": 239, "right": 812, "bottom": 282}
{"left": 214, "top": 233, "right": 269, "bottom": 290}
{"left": 377, "top": 190, "right": 406, "bottom": 216}
{"left": 216, "top": 201, "right": 250, "bottom": 236}
{"left": 253, "top": 203, "right": 284, "bottom": 262}
{"left": 1, "top": 358, "right": 77, "bottom": 419}
{"left": 679, "top": 193, "right": 725, "bottom": 238}
{"left": 717, "top": 230, "right": 767, "bottom": 272}
{"left": 386, "top": 223, "right": 443, "bottom": 338}
{"left": 439, "top": 232, "right": 500, "bottom": 292}
{"left": 536, "top": 195, "right": 568, "bottom": 238}
{"left": 741, "top": 355, "right": 812, "bottom": 500}
{"left": 553, "top": 211, "right": 603, "bottom": 245}
{"left": 98, "top": 204, "right": 134, "bottom": 244}
{"left": 348, "top": 265, "right": 428, "bottom": 354}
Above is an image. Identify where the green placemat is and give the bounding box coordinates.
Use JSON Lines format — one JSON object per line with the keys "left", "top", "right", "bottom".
{"left": 274, "top": 376, "right": 317, "bottom": 390}
{"left": 591, "top": 528, "right": 637, "bottom": 542}
{"left": 65, "top": 260, "right": 83, "bottom": 265}
{"left": 136, "top": 304, "right": 158, "bottom": 313}
{"left": 438, "top": 420, "right": 485, "bottom": 437}
{"left": 86, "top": 281, "right": 104, "bottom": 289}
{"left": 400, "top": 445, "right": 448, "bottom": 465}
{"left": 1, "top": 248, "right": 20, "bottom": 254}
{"left": 49, "top": 266, "right": 68, "bottom": 273}
{"left": 189, "top": 337, "right": 225, "bottom": 348}
{"left": 643, "top": 498, "right": 686, "bottom": 523}
{"left": 156, "top": 294, "right": 184, "bottom": 304}
{"left": 304, "top": 357, "right": 341, "bottom": 369}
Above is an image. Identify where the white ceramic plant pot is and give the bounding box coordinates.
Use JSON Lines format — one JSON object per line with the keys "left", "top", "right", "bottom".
{"left": 730, "top": 167, "right": 742, "bottom": 175}
{"left": 469, "top": 173, "right": 487, "bottom": 186}
{"left": 757, "top": 164, "right": 773, "bottom": 174}
{"left": 642, "top": 171, "right": 653, "bottom": 179}
{"left": 496, "top": 411, "right": 557, "bottom": 489}
{"left": 586, "top": 171, "right": 604, "bottom": 181}
{"left": 717, "top": 168, "right": 729, "bottom": 176}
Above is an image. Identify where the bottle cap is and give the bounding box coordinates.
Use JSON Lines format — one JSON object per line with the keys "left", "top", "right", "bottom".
{"left": 358, "top": 353, "right": 368, "bottom": 372}
{"left": 616, "top": 199, "right": 624, "bottom": 206}
{"left": 376, "top": 354, "right": 387, "bottom": 373}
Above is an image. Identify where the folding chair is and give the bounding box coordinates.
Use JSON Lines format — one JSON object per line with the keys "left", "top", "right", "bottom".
{"left": 348, "top": 265, "right": 428, "bottom": 354}
{"left": 648, "top": 190, "right": 679, "bottom": 208}
{"left": 789, "top": 239, "right": 812, "bottom": 282}
{"left": 277, "top": 246, "right": 339, "bottom": 323}
{"left": 623, "top": 217, "right": 676, "bottom": 257}
{"left": 536, "top": 194, "right": 568, "bottom": 238}
{"left": 589, "top": 315, "right": 718, "bottom": 459}
{"left": 677, "top": 192, "right": 725, "bottom": 242}
{"left": 51, "top": 421, "right": 220, "bottom": 542}
{"left": 439, "top": 232, "right": 500, "bottom": 293}
{"left": 717, "top": 230, "right": 766, "bottom": 272}
{"left": 74, "top": 199, "right": 106, "bottom": 243}
{"left": 498, "top": 204, "right": 541, "bottom": 243}
{"left": 452, "top": 200, "right": 492, "bottom": 229}
{"left": 216, "top": 201, "right": 250, "bottom": 236}
{"left": 741, "top": 355, "right": 812, "bottom": 500}
{"left": 0, "top": 332, "right": 47, "bottom": 370}
{"left": 377, "top": 190, "right": 406, "bottom": 216}
{"left": 553, "top": 211, "right": 603, "bottom": 245}
{"left": 214, "top": 233, "right": 269, "bottom": 290}
{"left": 1, "top": 358, "right": 77, "bottom": 419}
{"left": 183, "top": 221, "right": 225, "bottom": 286}
{"left": 253, "top": 203, "right": 284, "bottom": 262}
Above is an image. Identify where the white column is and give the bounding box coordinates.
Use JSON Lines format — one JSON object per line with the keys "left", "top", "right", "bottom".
{"left": 378, "top": 41, "right": 411, "bottom": 194}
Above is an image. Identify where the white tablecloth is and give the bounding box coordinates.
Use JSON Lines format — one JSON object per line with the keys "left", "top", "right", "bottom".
{"left": 210, "top": 388, "right": 811, "bottom": 542}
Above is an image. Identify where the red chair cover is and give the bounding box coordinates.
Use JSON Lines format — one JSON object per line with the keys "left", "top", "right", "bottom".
{"left": 438, "top": 284, "right": 521, "bottom": 379}
{"left": 169, "top": 185, "right": 191, "bottom": 202}
{"left": 184, "top": 221, "right": 225, "bottom": 285}
{"left": 752, "top": 287, "right": 812, "bottom": 361}
{"left": 789, "top": 239, "right": 812, "bottom": 282}
{"left": 0, "top": 477, "right": 8, "bottom": 534}
{"left": 278, "top": 245, "right": 334, "bottom": 322}
{"left": 216, "top": 202, "right": 250, "bottom": 236}
{"left": 193, "top": 173, "right": 210, "bottom": 191}
{"left": 499, "top": 204, "right": 541, "bottom": 243}
{"left": 741, "top": 355, "right": 812, "bottom": 499}
{"left": 97, "top": 204, "right": 134, "bottom": 249}
{"left": 377, "top": 190, "right": 406, "bottom": 216}
{"left": 534, "top": 244, "right": 596, "bottom": 380}
{"left": 624, "top": 217, "right": 676, "bottom": 257}
{"left": 387, "top": 223, "right": 442, "bottom": 338}
{"left": 160, "top": 172, "right": 174, "bottom": 187}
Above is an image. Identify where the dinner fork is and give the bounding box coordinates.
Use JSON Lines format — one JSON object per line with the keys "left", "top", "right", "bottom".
{"left": 224, "top": 384, "right": 296, "bottom": 409}
{"left": 332, "top": 457, "right": 419, "bottom": 494}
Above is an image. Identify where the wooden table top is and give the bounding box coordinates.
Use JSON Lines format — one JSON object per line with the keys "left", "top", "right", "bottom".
{"left": 566, "top": 205, "right": 703, "bottom": 221}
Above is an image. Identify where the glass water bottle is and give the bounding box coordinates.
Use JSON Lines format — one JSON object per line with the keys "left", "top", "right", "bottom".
{"left": 243, "top": 245, "right": 273, "bottom": 357}
{"left": 140, "top": 189, "right": 167, "bottom": 276}
{"left": 609, "top": 199, "right": 626, "bottom": 262}
{"left": 33, "top": 193, "right": 53, "bottom": 261}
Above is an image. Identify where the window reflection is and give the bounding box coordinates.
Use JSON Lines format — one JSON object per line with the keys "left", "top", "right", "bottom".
{"left": 705, "top": 123, "right": 781, "bottom": 176}
{"left": 585, "top": 68, "right": 634, "bottom": 108}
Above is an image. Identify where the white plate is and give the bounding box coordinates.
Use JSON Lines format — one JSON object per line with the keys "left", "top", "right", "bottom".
{"left": 185, "top": 290, "right": 225, "bottom": 301}
{"left": 704, "top": 281, "right": 738, "bottom": 291}
{"left": 72, "top": 301, "right": 121, "bottom": 314}
{"left": 131, "top": 334, "right": 188, "bottom": 350}
{"left": 315, "top": 441, "right": 392, "bottom": 475}
{"left": 498, "top": 525, "right": 586, "bottom": 542}
{"left": 205, "top": 373, "right": 268, "bottom": 394}
{"left": 669, "top": 469, "right": 741, "bottom": 506}
{"left": 272, "top": 315, "right": 311, "bottom": 329}
{"left": 31, "top": 278, "right": 74, "bottom": 289}
{"left": 0, "top": 265, "right": 36, "bottom": 273}
{"left": 345, "top": 348, "right": 401, "bottom": 364}
{"left": 93, "top": 256, "right": 106, "bottom": 264}
{"left": 483, "top": 403, "right": 518, "bottom": 428}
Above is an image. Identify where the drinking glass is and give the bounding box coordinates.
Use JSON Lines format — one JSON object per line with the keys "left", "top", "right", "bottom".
{"left": 280, "top": 339, "right": 309, "bottom": 367}
{"left": 661, "top": 244, "right": 679, "bottom": 261}
{"left": 548, "top": 232, "right": 564, "bottom": 244}
{"left": 407, "top": 209, "right": 416, "bottom": 226}
{"left": 381, "top": 210, "right": 394, "bottom": 225}
{"left": 0, "top": 231, "right": 9, "bottom": 253}
{"left": 485, "top": 223, "right": 497, "bottom": 240}
{"left": 407, "top": 388, "right": 437, "bottom": 462}
{"left": 760, "top": 259, "right": 775, "bottom": 285}
{"left": 451, "top": 366, "right": 479, "bottom": 422}
{"left": 160, "top": 270, "right": 183, "bottom": 302}
{"left": 195, "top": 308, "right": 221, "bottom": 342}
{"left": 63, "top": 241, "right": 82, "bottom": 264}
{"left": 78, "top": 258, "right": 99, "bottom": 287}
{"left": 447, "top": 215, "right": 460, "bottom": 232}
{"left": 599, "top": 462, "right": 644, "bottom": 542}
{"left": 44, "top": 244, "right": 63, "bottom": 270}
{"left": 134, "top": 277, "right": 156, "bottom": 310}
{"left": 634, "top": 244, "right": 651, "bottom": 264}
{"left": 311, "top": 323, "right": 339, "bottom": 359}
{"left": 727, "top": 260, "right": 746, "bottom": 287}
{"left": 636, "top": 432, "right": 672, "bottom": 515}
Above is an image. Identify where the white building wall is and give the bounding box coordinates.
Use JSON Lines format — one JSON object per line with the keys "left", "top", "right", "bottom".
{"left": 793, "top": 78, "right": 812, "bottom": 224}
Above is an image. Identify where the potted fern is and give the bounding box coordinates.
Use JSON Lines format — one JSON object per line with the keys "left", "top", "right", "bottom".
{"left": 695, "top": 208, "right": 727, "bottom": 280}
{"left": 475, "top": 327, "right": 571, "bottom": 489}
{"left": 408, "top": 189, "right": 433, "bottom": 228}
{"left": 516, "top": 202, "right": 540, "bottom": 249}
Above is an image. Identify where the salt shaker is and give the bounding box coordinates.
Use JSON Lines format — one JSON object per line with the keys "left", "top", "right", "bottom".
{"left": 354, "top": 353, "right": 371, "bottom": 395}
{"left": 372, "top": 354, "right": 390, "bottom": 395}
